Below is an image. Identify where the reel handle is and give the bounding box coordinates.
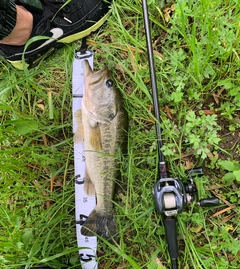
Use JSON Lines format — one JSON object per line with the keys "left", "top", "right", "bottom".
{"left": 198, "top": 197, "right": 219, "bottom": 207}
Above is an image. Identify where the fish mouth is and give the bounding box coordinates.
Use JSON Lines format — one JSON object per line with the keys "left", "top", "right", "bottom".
{"left": 89, "top": 66, "right": 110, "bottom": 86}
{"left": 83, "top": 60, "right": 111, "bottom": 87}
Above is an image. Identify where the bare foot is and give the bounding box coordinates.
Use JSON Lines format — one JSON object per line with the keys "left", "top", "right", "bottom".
{"left": 0, "top": 5, "right": 33, "bottom": 46}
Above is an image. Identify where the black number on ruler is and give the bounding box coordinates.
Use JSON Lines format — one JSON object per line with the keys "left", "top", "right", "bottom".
{"left": 82, "top": 155, "right": 86, "bottom": 162}
{"left": 76, "top": 214, "right": 88, "bottom": 225}
{"left": 75, "top": 174, "right": 85, "bottom": 184}
{"left": 80, "top": 253, "right": 95, "bottom": 262}
{"left": 83, "top": 197, "right": 88, "bottom": 203}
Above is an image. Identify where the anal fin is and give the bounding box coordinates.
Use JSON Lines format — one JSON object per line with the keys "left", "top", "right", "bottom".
{"left": 84, "top": 169, "right": 95, "bottom": 196}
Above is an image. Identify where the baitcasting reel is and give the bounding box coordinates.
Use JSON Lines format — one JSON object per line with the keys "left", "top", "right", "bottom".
{"left": 154, "top": 168, "right": 219, "bottom": 216}
{"left": 154, "top": 177, "right": 193, "bottom": 216}
{"left": 153, "top": 168, "right": 219, "bottom": 269}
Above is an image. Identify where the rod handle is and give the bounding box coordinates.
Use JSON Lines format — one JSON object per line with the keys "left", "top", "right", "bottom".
{"left": 163, "top": 216, "right": 179, "bottom": 266}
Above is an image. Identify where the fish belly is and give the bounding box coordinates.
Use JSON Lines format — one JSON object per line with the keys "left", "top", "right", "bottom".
{"left": 84, "top": 118, "right": 119, "bottom": 214}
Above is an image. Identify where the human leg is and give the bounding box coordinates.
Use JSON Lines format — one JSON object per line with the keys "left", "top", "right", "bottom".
{"left": 0, "top": 0, "right": 112, "bottom": 70}
{"left": 0, "top": 5, "right": 33, "bottom": 45}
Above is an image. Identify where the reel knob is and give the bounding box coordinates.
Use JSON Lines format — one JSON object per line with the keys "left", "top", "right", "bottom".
{"left": 198, "top": 197, "right": 219, "bottom": 207}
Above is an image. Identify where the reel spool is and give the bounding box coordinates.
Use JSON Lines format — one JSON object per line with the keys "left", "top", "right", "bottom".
{"left": 163, "top": 193, "right": 176, "bottom": 209}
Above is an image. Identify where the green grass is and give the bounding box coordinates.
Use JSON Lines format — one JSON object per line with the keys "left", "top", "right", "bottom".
{"left": 0, "top": 0, "right": 240, "bottom": 268}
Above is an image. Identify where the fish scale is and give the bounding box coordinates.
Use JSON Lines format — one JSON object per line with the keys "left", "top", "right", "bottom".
{"left": 84, "top": 120, "right": 117, "bottom": 213}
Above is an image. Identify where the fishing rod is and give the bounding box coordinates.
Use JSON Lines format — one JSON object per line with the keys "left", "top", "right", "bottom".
{"left": 141, "top": 1, "right": 219, "bottom": 269}
{"left": 142, "top": 0, "right": 167, "bottom": 180}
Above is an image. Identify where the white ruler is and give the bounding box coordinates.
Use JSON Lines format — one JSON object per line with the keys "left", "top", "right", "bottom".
{"left": 72, "top": 49, "right": 98, "bottom": 269}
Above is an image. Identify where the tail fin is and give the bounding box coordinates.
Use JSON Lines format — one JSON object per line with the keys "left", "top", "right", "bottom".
{"left": 81, "top": 209, "right": 118, "bottom": 241}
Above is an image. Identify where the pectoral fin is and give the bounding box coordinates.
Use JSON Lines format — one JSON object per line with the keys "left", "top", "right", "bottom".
{"left": 74, "top": 125, "right": 84, "bottom": 143}
{"left": 89, "top": 124, "right": 102, "bottom": 151}
{"left": 74, "top": 109, "right": 82, "bottom": 125}
{"left": 84, "top": 169, "right": 95, "bottom": 196}
{"left": 74, "top": 109, "right": 84, "bottom": 143}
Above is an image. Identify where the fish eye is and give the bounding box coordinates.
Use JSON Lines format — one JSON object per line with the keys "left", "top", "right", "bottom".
{"left": 106, "top": 79, "right": 114, "bottom": 88}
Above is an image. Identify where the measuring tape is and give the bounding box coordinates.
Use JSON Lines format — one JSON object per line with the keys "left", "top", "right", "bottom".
{"left": 72, "top": 49, "right": 98, "bottom": 269}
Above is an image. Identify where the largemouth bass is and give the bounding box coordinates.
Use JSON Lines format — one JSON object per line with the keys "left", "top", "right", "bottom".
{"left": 74, "top": 60, "right": 128, "bottom": 240}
